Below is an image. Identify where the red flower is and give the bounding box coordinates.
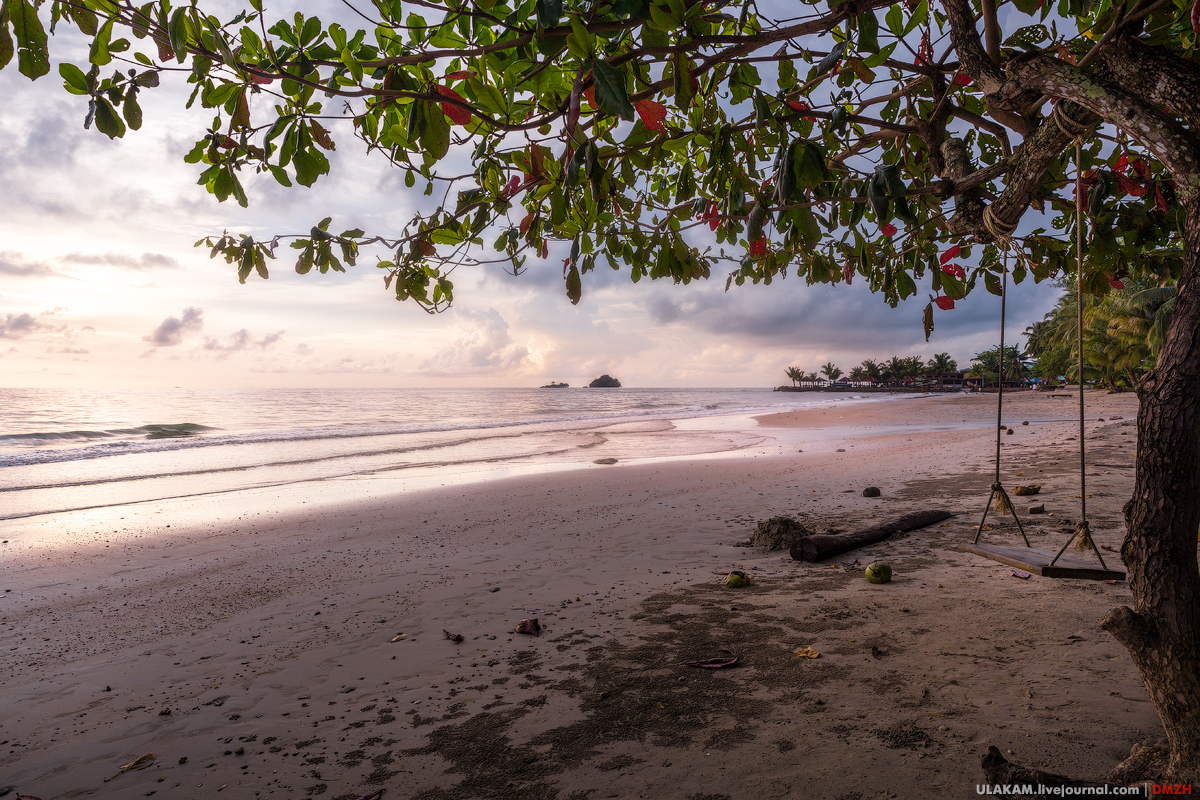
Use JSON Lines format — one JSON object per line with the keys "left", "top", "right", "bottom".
{"left": 749, "top": 238, "right": 768, "bottom": 257}
{"left": 934, "top": 296, "right": 955, "bottom": 310}
{"left": 881, "top": 223, "right": 897, "bottom": 237}
{"left": 939, "top": 244, "right": 960, "bottom": 265}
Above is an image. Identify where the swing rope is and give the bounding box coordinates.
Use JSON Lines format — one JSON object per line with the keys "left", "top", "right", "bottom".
{"left": 972, "top": 243, "right": 1030, "bottom": 546}
{"left": 1049, "top": 138, "right": 1109, "bottom": 570}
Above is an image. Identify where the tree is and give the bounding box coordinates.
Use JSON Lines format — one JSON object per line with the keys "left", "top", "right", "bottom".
{"left": 859, "top": 359, "right": 883, "bottom": 383}
{"left": 848, "top": 365, "right": 866, "bottom": 383}
{"left": 971, "top": 344, "right": 1029, "bottom": 383}
{"left": 820, "top": 361, "right": 842, "bottom": 382}
{"left": 927, "top": 352, "right": 958, "bottom": 389}
{"left": 7, "top": 0, "right": 1200, "bottom": 781}
{"left": 785, "top": 365, "right": 803, "bottom": 387}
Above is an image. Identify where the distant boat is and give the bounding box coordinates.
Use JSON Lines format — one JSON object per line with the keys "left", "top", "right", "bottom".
{"left": 540, "top": 381, "right": 569, "bottom": 388}
{"left": 588, "top": 374, "right": 621, "bottom": 388}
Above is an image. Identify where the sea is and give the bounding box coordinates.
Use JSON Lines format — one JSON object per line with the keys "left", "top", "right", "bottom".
{"left": 0, "top": 387, "right": 912, "bottom": 521}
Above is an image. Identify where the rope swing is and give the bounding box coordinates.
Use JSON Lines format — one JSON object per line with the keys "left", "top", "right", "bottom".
{"left": 963, "top": 136, "right": 1123, "bottom": 581}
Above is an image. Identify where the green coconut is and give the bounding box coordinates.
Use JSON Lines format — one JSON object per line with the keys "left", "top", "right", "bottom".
{"left": 865, "top": 563, "right": 893, "bottom": 584}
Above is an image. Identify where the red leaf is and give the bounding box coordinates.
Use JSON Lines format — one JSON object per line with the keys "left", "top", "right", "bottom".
{"left": 519, "top": 212, "right": 535, "bottom": 235}
{"left": 842, "top": 261, "right": 854, "bottom": 285}
{"left": 503, "top": 175, "right": 521, "bottom": 199}
{"left": 1192, "top": 0, "right": 1200, "bottom": 33}
{"left": 436, "top": 86, "right": 472, "bottom": 126}
{"left": 939, "top": 244, "right": 960, "bottom": 265}
{"left": 1109, "top": 276, "right": 1125, "bottom": 289}
{"left": 1131, "top": 159, "right": 1150, "bottom": 179}
{"left": 941, "top": 263, "right": 966, "bottom": 279}
{"left": 442, "top": 70, "right": 474, "bottom": 82}
{"left": 1115, "top": 172, "right": 1147, "bottom": 197}
{"left": 583, "top": 85, "right": 596, "bottom": 108}
{"left": 934, "top": 295, "right": 955, "bottom": 310}
{"left": 1113, "top": 153, "right": 1129, "bottom": 175}
{"left": 1156, "top": 184, "right": 1169, "bottom": 213}
{"left": 634, "top": 98, "right": 668, "bottom": 132}
{"left": 749, "top": 238, "right": 768, "bottom": 257}
{"left": 250, "top": 76, "right": 273, "bottom": 85}
{"left": 880, "top": 223, "right": 897, "bottom": 237}
{"left": 952, "top": 70, "right": 972, "bottom": 86}
{"left": 540, "top": 240, "right": 549, "bottom": 259}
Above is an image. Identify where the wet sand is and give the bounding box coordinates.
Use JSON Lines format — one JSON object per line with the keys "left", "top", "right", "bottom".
{"left": 0, "top": 390, "right": 1157, "bottom": 799}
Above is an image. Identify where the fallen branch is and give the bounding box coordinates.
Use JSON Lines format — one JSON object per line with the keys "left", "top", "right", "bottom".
{"left": 789, "top": 509, "right": 952, "bottom": 562}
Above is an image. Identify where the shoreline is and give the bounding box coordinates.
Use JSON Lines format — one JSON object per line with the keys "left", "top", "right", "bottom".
{"left": 0, "top": 390, "right": 1157, "bottom": 799}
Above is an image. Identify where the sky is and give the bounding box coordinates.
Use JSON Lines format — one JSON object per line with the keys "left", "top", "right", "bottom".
{"left": 0, "top": 9, "right": 1064, "bottom": 389}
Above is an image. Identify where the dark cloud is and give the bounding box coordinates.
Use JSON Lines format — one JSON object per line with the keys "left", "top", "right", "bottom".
{"left": 0, "top": 251, "right": 62, "bottom": 278}
{"left": 62, "top": 251, "right": 180, "bottom": 270}
{"left": 202, "top": 328, "right": 285, "bottom": 357}
{"left": 143, "top": 307, "right": 204, "bottom": 346}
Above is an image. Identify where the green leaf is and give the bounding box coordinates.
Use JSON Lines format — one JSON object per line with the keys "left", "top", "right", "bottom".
{"left": 984, "top": 271, "right": 1003, "bottom": 296}
{"left": 92, "top": 96, "right": 126, "bottom": 139}
{"left": 816, "top": 42, "right": 845, "bottom": 75}
{"left": 89, "top": 18, "right": 113, "bottom": 64}
{"left": 10, "top": 0, "right": 49, "bottom": 79}
{"left": 0, "top": 3, "right": 14, "bottom": 71}
{"left": 565, "top": 263, "right": 582, "bottom": 304}
{"left": 123, "top": 89, "right": 143, "bottom": 130}
{"left": 857, "top": 11, "right": 879, "bottom": 53}
{"left": 168, "top": 7, "right": 190, "bottom": 63}
{"left": 536, "top": 0, "right": 562, "bottom": 27}
{"left": 422, "top": 97, "right": 451, "bottom": 159}
{"left": 592, "top": 58, "right": 634, "bottom": 121}
{"left": 59, "top": 62, "right": 89, "bottom": 93}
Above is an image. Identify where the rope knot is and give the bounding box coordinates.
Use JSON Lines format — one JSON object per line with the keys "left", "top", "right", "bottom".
{"left": 1050, "top": 101, "right": 1093, "bottom": 139}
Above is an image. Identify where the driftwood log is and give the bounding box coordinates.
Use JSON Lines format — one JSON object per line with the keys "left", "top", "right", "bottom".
{"left": 789, "top": 509, "right": 953, "bottom": 562}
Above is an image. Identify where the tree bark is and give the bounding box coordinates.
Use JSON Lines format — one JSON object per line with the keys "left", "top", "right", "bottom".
{"left": 1101, "top": 196, "right": 1200, "bottom": 783}
{"left": 789, "top": 509, "right": 951, "bottom": 562}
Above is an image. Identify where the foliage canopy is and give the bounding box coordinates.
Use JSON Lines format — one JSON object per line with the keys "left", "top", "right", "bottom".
{"left": 2, "top": 0, "right": 1195, "bottom": 338}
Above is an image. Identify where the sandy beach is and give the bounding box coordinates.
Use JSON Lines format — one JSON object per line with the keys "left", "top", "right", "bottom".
{"left": 0, "top": 390, "right": 1159, "bottom": 799}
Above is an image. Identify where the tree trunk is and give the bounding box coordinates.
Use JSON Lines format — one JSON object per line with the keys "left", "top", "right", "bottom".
{"left": 1102, "top": 198, "right": 1200, "bottom": 783}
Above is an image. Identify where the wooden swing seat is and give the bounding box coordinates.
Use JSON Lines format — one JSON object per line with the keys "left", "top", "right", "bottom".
{"left": 961, "top": 543, "right": 1125, "bottom": 581}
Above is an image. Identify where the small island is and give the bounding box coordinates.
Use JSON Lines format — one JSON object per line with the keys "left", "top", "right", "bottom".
{"left": 539, "top": 381, "right": 569, "bottom": 388}
{"left": 588, "top": 374, "right": 622, "bottom": 388}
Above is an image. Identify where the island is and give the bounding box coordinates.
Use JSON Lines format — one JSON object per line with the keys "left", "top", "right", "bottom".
{"left": 588, "top": 374, "right": 622, "bottom": 388}
{"left": 539, "top": 381, "right": 569, "bottom": 388}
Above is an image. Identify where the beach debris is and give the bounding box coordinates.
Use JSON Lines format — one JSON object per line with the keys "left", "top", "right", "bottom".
{"left": 357, "top": 791, "right": 386, "bottom": 800}
{"left": 203, "top": 695, "right": 229, "bottom": 707}
{"left": 1009, "top": 570, "right": 1032, "bottom": 579}
{"left": 1014, "top": 485, "right": 1041, "bottom": 496}
{"left": 1028, "top": 504, "right": 1046, "bottom": 514}
{"left": 724, "top": 570, "right": 750, "bottom": 588}
{"left": 862, "top": 487, "right": 881, "bottom": 497}
{"left": 489, "top": 587, "right": 500, "bottom": 592}
{"left": 741, "top": 517, "right": 811, "bottom": 551}
{"left": 158, "top": 707, "right": 171, "bottom": 715}
{"left": 1022, "top": 421, "right": 1029, "bottom": 425}
{"left": 103, "top": 753, "right": 155, "bottom": 782}
{"left": 516, "top": 618, "right": 541, "bottom": 635}
{"left": 684, "top": 656, "right": 742, "bottom": 669}
{"left": 178, "top": 757, "right": 188, "bottom": 764}
{"left": 836, "top": 448, "right": 846, "bottom": 452}
{"left": 865, "top": 563, "right": 892, "bottom": 584}
{"left": 339, "top": 687, "right": 356, "bottom": 693}
{"left": 1006, "top": 428, "right": 1014, "bottom": 435}
{"left": 790, "top": 509, "right": 952, "bottom": 562}
{"left": 794, "top": 647, "right": 821, "bottom": 659}
{"left": 1101, "top": 545, "right": 1117, "bottom": 552}
{"left": 871, "top": 646, "right": 886, "bottom": 659}
{"left": 593, "top": 458, "right": 618, "bottom": 465}
{"left": 390, "top": 634, "right": 407, "bottom": 642}
{"left": 443, "top": 630, "right": 464, "bottom": 643}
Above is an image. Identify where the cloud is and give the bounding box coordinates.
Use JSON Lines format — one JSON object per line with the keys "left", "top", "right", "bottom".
{"left": 0, "top": 251, "right": 62, "bottom": 278}
{"left": 47, "top": 347, "right": 90, "bottom": 354}
{"left": 143, "top": 307, "right": 204, "bottom": 346}
{"left": 249, "top": 353, "right": 398, "bottom": 374}
{"left": 418, "top": 307, "right": 531, "bottom": 375}
{"left": 62, "top": 251, "right": 180, "bottom": 270}
{"left": 202, "top": 328, "right": 285, "bottom": 358}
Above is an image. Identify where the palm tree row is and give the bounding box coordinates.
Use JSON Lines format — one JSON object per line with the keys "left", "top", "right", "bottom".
{"left": 785, "top": 354, "right": 960, "bottom": 388}
{"left": 1024, "top": 278, "right": 1176, "bottom": 390}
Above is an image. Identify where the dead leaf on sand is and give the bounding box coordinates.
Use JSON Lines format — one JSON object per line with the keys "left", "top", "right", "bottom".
{"left": 794, "top": 647, "right": 821, "bottom": 659}
{"left": 103, "top": 753, "right": 155, "bottom": 782}
{"left": 683, "top": 656, "right": 741, "bottom": 669}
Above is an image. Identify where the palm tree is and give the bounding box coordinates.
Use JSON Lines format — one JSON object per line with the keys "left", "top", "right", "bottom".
{"left": 820, "top": 362, "right": 843, "bottom": 383}
{"left": 784, "top": 366, "right": 803, "bottom": 387}
{"left": 926, "top": 353, "right": 958, "bottom": 389}
{"left": 884, "top": 356, "right": 907, "bottom": 384}
{"left": 859, "top": 359, "right": 882, "bottom": 382}
{"left": 848, "top": 365, "right": 867, "bottom": 384}
{"left": 804, "top": 371, "right": 821, "bottom": 387}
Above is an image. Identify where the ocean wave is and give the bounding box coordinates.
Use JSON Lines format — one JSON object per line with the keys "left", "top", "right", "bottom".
{"left": 0, "top": 423, "right": 215, "bottom": 445}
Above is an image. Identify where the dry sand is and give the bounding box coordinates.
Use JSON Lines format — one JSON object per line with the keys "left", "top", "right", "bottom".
{"left": 0, "top": 390, "right": 1160, "bottom": 799}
